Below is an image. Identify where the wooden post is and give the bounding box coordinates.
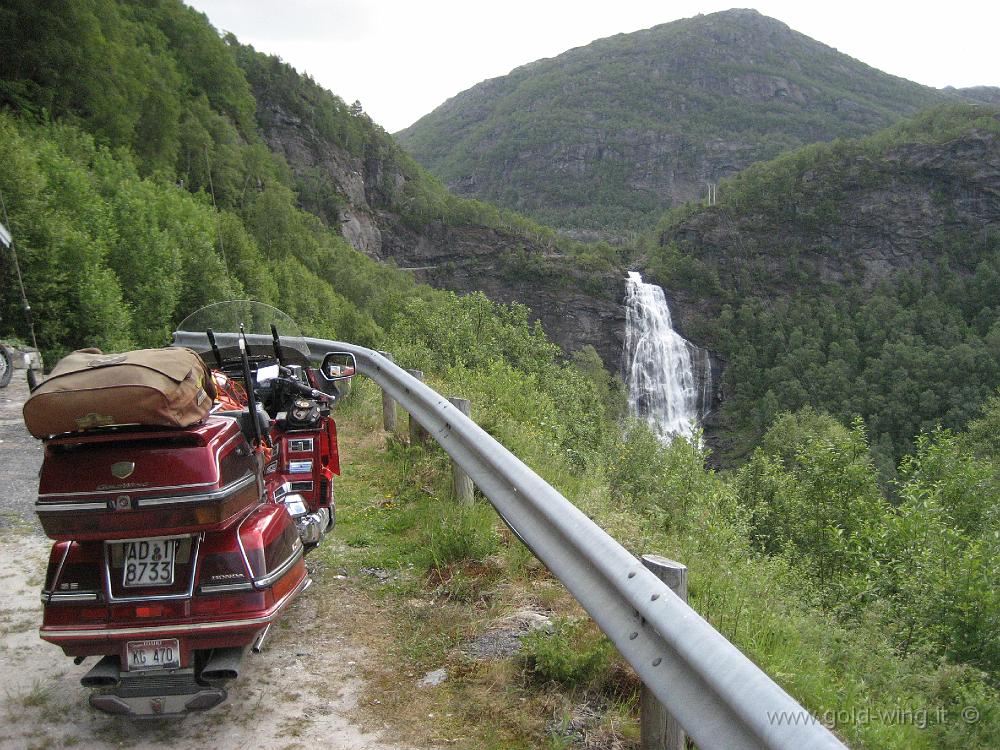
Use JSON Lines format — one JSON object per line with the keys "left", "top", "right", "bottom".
{"left": 405, "top": 369, "right": 427, "bottom": 445}
{"left": 378, "top": 351, "right": 397, "bottom": 433}
{"left": 448, "top": 397, "right": 474, "bottom": 504}
{"left": 640, "top": 554, "right": 688, "bottom": 750}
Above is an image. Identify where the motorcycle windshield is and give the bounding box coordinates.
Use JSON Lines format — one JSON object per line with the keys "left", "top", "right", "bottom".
{"left": 174, "top": 301, "right": 311, "bottom": 367}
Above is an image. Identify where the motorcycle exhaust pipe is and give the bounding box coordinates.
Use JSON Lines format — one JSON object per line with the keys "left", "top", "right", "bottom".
{"left": 251, "top": 624, "right": 271, "bottom": 654}
{"left": 200, "top": 647, "right": 245, "bottom": 684}
{"left": 80, "top": 655, "right": 121, "bottom": 688}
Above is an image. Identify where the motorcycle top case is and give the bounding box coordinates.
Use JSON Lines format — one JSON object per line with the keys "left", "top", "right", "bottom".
{"left": 23, "top": 347, "right": 216, "bottom": 439}
{"left": 34, "top": 416, "right": 262, "bottom": 541}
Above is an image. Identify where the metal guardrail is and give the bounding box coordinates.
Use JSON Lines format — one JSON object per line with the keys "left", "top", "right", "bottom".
{"left": 175, "top": 331, "right": 847, "bottom": 749}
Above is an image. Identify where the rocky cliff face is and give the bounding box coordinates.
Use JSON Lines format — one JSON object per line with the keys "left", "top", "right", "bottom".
{"left": 658, "top": 117, "right": 1000, "bottom": 305}
{"left": 380, "top": 219, "right": 627, "bottom": 366}
{"left": 253, "top": 97, "right": 627, "bottom": 369}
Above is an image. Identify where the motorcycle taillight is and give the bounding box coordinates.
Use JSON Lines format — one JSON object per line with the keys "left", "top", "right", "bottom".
{"left": 190, "top": 590, "right": 267, "bottom": 616}
{"left": 109, "top": 600, "right": 188, "bottom": 621}
{"left": 238, "top": 505, "right": 300, "bottom": 584}
{"left": 44, "top": 541, "right": 104, "bottom": 599}
{"left": 196, "top": 533, "right": 252, "bottom": 594}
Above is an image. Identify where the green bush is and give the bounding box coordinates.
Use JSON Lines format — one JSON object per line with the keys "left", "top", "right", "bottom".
{"left": 521, "top": 618, "right": 612, "bottom": 686}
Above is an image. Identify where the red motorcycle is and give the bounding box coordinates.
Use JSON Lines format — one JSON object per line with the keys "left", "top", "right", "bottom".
{"left": 29, "top": 302, "right": 355, "bottom": 717}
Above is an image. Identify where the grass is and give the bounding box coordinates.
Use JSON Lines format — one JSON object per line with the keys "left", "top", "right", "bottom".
{"left": 8, "top": 679, "right": 58, "bottom": 710}
{"left": 318, "top": 378, "right": 642, "bottom": 748}
{"left": 320, "top": 375, "right": 998, "bottom": 749}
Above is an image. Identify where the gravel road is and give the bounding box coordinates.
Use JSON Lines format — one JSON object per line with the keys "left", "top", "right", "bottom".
{"left": 0, "top": 376, "right": 43, "bottom": 532}
{"left": 0, "top": 375, "right": 428, "bottom": 750}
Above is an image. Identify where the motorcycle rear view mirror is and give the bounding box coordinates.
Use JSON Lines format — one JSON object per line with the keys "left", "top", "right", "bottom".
{"left": 321, "top": 352, "right": 357, "bottom": 382}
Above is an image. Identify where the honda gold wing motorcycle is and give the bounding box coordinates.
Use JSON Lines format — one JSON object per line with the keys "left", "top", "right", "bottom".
{"left": 27, "top": 301, "right": 355, "bottom": 717}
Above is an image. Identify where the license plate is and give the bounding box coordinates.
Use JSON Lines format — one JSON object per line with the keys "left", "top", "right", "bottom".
{"left": 122, "top": 538, "right": 176, "bottom": 587}
{"left": 126, "top": 639, "right": 180, "bottom": 671}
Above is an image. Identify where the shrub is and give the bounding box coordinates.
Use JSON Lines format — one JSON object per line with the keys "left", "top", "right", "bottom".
{"left": 521, "top": 617, "right": 612, "bottom": 686}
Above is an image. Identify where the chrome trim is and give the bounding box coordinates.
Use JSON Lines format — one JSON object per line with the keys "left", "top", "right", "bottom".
{"left": 46, "top": 543, "right": 72, "bottom": 605}
{"left": 235, "top": 510, "right": 254, "bottom": 576}
{"left": 288, "top": 460, "right": 312, "bottom": 474}
{"left": 198, "top": 582, "right": 254, "bottom": 594}
{"left": 40, "top": 479, "right": 212, "bottom": 499}
{"left": 252, "top": 541, "right": 303, "bottom": 589}
{"left": 42, "top": 591, "right": 100, "bottom": 603}
{"left": 289, "top": 481, "right": 313, "bottom": 492}
{"left": 103, "top": 535, "right": 202, "bottom": 603}
{"left": 137, "top": 472, "right": 255, "bottom": 508}
{"left": 288, "top": 438, "right": 313, "bottom": 453}
{"left": 36, "top": 501, "right": 108, "bottom": 513}
{"left": 36, "top": 431, "right": 243, "bottom": 499}
{"left": 35, "top": 472, "right": 255, "bottom": 513}
{"left": 41, "top": 575, "right": 310, "bottom": 639}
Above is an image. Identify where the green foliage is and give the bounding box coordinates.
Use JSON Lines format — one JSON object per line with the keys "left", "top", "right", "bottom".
{"left": 872, "top": 430, "right": 1000, "bottom": 671}
{"left": 0, "top": 111, "right": 414, "bottom": 358}
{"left": 420, "top": 501, "right": 501, "bottom": 571}
{"left": 0, "top": 117, "right": 133, "bottom": 357}
{"left": 398, "top": 9, "right": 947, "bottom": 234}
{"left": 609, "top": 422, "right": 720, "bottom": 532}
{"left": 385, "top": 291, "right": 612, "bottom": 469}
{"left": 965, "top": 388, "right": 1000, "bottom": 460}
{"left": 653, "top": 105, "right": 1000, "bottom": 464}
{"left": 735, "top": 411, "right": 888, "bottom": 600}
{"left": 521, "top": 618, "right": 612, "bottom": 686}
{"left": 736, "top": 408, "right": 1000, "bottom": 677}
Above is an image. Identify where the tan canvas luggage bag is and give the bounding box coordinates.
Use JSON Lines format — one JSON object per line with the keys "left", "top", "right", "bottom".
{"left": 23, "top": 347, "right": 217, "bottom": 438}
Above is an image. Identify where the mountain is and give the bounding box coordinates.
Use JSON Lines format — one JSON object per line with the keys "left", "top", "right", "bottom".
{"left": 396, "top": 8, "right": 954, "bottom": 238}
{"left": 235, "top": 45, "right": 628, "bottom": 367}
{"left": 0, "top": 0, "right": 621, "bottom": 368}
{"left": 950, "top": 85, "right": 1000, "bottom": 106}
{"left": 646, "top": 104, "right": 1000, "bottom": 465}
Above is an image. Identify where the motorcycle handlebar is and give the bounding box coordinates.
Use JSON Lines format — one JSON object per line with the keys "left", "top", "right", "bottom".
{"left": 271, "top": 376, "right": 332, "bottom": 403}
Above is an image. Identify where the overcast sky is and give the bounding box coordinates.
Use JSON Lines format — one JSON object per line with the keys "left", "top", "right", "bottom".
{"left": 186, "top": 1, "right": 1000, "bottom": 133}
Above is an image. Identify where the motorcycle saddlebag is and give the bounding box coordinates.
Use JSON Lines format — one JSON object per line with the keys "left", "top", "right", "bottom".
{"left": 23, "top": 347, "right": 216, "bottom": 439}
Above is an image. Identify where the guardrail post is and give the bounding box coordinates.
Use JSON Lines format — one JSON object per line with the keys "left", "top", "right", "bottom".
{"left": 377, "top": 351, "right": 397, "bottom": 432}
{"left": 405, "top": 369, "right": 428, "bottom": 444}
{"left": 447, "top": 397, "right": 474, "bottom": 504}
{"left": 640, "top": 555, "right": 688, "bottom": 750}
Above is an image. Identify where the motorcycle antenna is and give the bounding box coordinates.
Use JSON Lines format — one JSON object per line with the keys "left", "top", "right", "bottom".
{"left": 206, "top": 328, "right": 224, "bottom": 369}
{"left": 237, "top": 324, "right": 264, "bottom": 447}
{"left": 270, "top": 323, "right": 286, "bottom": 368}
{"left": 0, "top": 189, "right": 39, "bottom": 354}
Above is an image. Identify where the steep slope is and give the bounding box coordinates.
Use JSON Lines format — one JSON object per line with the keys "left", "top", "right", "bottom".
{"left": 397, "top": 9, "right": 952, "bottom": 238}
{"left": 234, "top": 43, "right": 627, "bottom": 367}
{"left": 0, "top": 0, "right": 624, "bottom": 369}
{"left": 648, "top": 104, "right": 1000, "bottom": 464}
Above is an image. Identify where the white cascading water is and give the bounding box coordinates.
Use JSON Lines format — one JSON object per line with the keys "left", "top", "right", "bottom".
{"left": 623, "top": 272, "right": 711, "bottom": 441}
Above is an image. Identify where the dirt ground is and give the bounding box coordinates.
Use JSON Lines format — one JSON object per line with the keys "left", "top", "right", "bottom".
{"left": 0, "top": 376, "right": 432, "bottom": 750}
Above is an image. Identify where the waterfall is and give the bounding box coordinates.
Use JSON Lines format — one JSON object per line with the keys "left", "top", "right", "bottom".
{"left": 623, "top": 272, "right": 711, "bottom": 441}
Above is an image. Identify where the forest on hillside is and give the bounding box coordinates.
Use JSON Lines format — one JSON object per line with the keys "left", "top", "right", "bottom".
{"left": 0, "top": 0, "right": 604, "bottom": 360}
{"left": 397, "top": 8, "right": 947, "bottom": 235}
{"left": 649, "top": 105, "right": 1000, "bottom": 472}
